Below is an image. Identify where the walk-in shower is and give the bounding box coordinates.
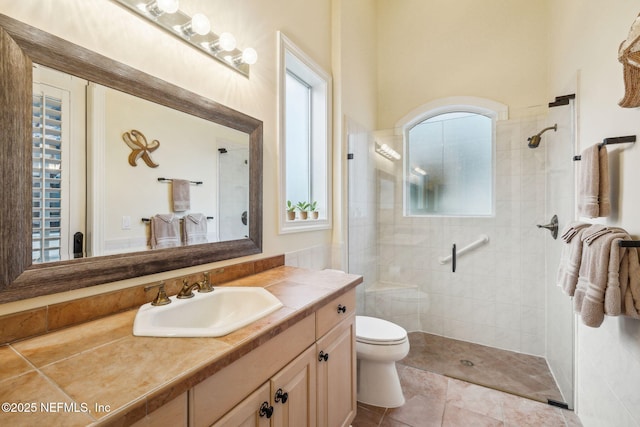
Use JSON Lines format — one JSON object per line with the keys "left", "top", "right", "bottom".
{"left": 527, "top": 123, "right": 557, "bottom": 148}
{"left": 347, "top": 98, "right": 576, "bottom": 408}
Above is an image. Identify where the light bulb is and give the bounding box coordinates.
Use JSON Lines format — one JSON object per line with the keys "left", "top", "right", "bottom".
{"left": 241, "top": 47, "right": 258, "bottom": 65}
{"left": 156, "top": 0, "right": 179, "bottom": 14}
{"left": 218, "top": 32, "right": 237, "bottom": 52}
{"left": 190, "top": 13, "right": 211, "bottom": 35}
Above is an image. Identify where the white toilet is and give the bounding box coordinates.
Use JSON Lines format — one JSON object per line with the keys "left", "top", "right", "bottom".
{"left": 355, "top": 315, "right": 410, "bottom": 408}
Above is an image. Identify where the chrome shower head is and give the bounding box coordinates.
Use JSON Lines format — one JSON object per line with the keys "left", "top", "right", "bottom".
{"left": 527, "top": 124, "right": 557, "bottom": 148}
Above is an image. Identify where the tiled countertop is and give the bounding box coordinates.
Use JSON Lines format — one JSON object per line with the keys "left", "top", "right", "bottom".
{"left": 0, "top": 266, "right": 362, "bottom": 426}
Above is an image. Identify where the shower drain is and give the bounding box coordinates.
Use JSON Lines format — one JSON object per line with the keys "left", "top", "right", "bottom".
{"left": 460, "top": 359, "right": 474, "bottom": 367}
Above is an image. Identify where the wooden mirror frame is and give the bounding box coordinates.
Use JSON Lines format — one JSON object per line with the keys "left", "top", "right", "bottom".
{"left": 0, "top": 15, "right": 263, "bottom": 303}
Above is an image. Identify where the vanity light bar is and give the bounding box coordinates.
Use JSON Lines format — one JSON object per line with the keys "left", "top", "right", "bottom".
{"left": 113, "top": 0, "right": 256, "bottom": 77}
{"left": 375, "top": 143, "right": 401, "bottom": 160}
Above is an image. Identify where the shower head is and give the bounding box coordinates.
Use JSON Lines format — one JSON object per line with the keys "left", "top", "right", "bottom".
{"left": 527, "top": 124, "right": 557, "bottom": 148}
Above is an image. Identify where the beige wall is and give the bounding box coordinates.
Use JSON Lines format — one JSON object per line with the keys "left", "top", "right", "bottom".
{"left": 331, "top": 0, "right": 379, "bottom": 269}
{"left": 376, "top": 0, "right": 549, "bottom": 128}
{"left": 550, "top": 1, "right": 640, "bottom": 425}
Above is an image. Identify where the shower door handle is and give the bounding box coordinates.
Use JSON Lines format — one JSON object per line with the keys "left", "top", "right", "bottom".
{"left": 452, "top": 244, "right": 456, "bottom": 273}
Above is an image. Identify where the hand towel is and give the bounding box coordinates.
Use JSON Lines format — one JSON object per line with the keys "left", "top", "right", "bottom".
{"left": 556, "top": 222, "right": 590, "bottom": 296}
{"left": 577, "top": 144, "right": 610, "bottom": 218}
{"left": 172, "top": 179, "right": 191, "bottom": 212}
{"left": 598, "top": 146, "right": 611, "bottom": 217}
{"left": 150, "top": 214, "right": 181, "bottom": 249}
{"left": 183, "top": 213, "right": 208, "bottom": 245}
{"left": 576, "top": 231, "right": 629, "bottom": 327}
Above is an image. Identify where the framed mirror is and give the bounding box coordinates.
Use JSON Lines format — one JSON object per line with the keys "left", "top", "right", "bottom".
{"left": 0, "top": 15, "right": 263, "bottom": 303}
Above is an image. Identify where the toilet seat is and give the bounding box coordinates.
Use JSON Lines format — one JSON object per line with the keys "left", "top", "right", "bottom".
{"left": 356, "top": 316, "right": 408, "bottom": 345}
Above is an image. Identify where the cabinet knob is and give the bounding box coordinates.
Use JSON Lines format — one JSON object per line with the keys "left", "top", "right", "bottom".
{"left": 274, "top": 388, "right": 289, "bottom": 404}
{"left": 318, "top": 351, "right": 329, "bottom": 362}
{"left": 259, "top": 402, "right": 274, "bottom": 418}
{"left": 337, "top": 304, "right": 347, "bottom": 314}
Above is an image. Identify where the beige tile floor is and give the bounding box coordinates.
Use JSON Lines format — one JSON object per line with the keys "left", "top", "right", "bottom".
{"left": 352, "top": 332, "right": 582, "bottom": 427}
{"left": 352, "top": 366, "right": 582, "bottom": 427}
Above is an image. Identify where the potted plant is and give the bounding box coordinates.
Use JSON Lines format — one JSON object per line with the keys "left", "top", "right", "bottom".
{"left": 309, "top": 201, "right": 319, "bottom": 219}
{"left": 286, "top": 200, "right": 296, "bottom": 220}
{"left": 296, "top": 201, "right": 310, "bottom": 219}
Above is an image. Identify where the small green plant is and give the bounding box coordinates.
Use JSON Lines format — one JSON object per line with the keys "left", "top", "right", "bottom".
{"left": 296, "top": 201, "right": 310, "bottom": 212}
{"left": 286, "top": 200, "right": 296, "bottom": 212}
{"left": 309, "top": 201, "right": 318, "bottom": 212}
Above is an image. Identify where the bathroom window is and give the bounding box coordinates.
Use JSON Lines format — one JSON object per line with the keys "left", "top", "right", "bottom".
{"left": 32, "top": 65, "right": 87, "bottom": 263}
{"left": 404, "top": 108, "right": 495, "bottom": 217}
{"left": 278, "top": 31, "right": 332, "bottom": 233}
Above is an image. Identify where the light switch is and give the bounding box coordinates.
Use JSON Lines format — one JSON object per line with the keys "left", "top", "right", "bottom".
{"left": 122, "top": 215, "right": 131, "bottom": 230}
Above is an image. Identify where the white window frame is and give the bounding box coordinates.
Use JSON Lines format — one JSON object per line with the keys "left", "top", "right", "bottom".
{"left": 277, "top": 31, "right": 332, "bottom": 234}
{"left": 397, "top": 96, "right": 508, "bottom": 218}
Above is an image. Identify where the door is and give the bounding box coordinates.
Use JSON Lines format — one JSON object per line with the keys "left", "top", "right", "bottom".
{"left": 211, "top": 382, "right": 271, "bottom": 427}
{"left": 544, "top": 97, "right": 576, "bottom": 409}
{"left": 270, "top": 345, "right": 316, "bottom": 427}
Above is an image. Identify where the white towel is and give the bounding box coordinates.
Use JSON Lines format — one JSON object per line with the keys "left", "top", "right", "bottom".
{"left": 183, "top": 213, "right": 208, "bottom": 245}
{"left": 172, "top": 179, "right": 191, "bottom": 212}
{"left": 150, "top": 214, "right": 181, "bottom": 249}
{"left": 577, "top": 144, "right": 610, "bottom": 218}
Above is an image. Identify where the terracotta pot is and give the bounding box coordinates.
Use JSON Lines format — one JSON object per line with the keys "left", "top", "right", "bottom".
{"left": 287, "top": 211, "right": 296, "bottom": 221}
{"left": 300, "top": 211, "right": 308, "bottom": 220}
{"left": 310, "top": 211, "right": 319, "bottom": 219}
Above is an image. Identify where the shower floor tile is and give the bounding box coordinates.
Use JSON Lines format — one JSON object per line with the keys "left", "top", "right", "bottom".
{"left": 352, "top": 363, "right": 582, "bottom": 427}
{"left": 401, "top": 332, "right": 565, "bottom": 405}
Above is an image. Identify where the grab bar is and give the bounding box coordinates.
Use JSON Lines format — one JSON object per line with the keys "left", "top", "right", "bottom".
{"left": 439, "top": 234, "right": 489, "bottom": 265}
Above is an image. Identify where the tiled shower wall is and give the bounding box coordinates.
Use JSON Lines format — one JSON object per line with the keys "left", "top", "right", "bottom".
{"left": 350, "top": 114, "right": 551, "bottom": 356}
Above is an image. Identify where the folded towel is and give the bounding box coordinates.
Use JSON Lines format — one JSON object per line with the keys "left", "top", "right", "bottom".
{"left": 575, "top": 231, "right": 630, "bottom": 327}
{"left": 560, "top": 221, "right": 590, "bottom": 243}
{"left": 623, "top": 247, "right": 640, "bottom": 319}
{"left": 172, "top": 179, "right": 191, "bottom": 212}
{"left": 557, "top": 224, "right": 590, "bottom": 296}
{"left": 598, "top": 146, "right": 611, "bottom": 217}
{"left": 582, "top": 224, "right": 612, "bottom": 245}
{"left": 183, "top": 213, "right": 208, "bottom": 245}
{"left": 577, "top": 144, "right": 610, "bottom": 218}
{"left": 150, "top": 214, "right": 181, "bottom": 249}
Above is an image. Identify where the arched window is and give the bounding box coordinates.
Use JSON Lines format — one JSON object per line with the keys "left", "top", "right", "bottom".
{"left": 401, "top": 97, "right": 506, "bottom": 217}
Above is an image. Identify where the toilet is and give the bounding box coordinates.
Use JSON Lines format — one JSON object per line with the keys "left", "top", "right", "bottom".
{"left": 355, "top": 315, "right": 410, "bottom": 408}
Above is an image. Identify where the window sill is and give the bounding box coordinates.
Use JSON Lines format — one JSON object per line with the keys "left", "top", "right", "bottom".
{"left": 279, "top": 217, "right": 331, "bottom": 234}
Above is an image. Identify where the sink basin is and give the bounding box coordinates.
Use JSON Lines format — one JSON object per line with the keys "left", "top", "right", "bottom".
{"left": 133, "top": 287, "right": 283, "bottom": 337}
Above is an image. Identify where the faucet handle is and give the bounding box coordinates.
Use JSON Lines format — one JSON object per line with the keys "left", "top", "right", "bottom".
{"left": 144, "top": 281, "right": 171, "bottom": 306}
{"left": 198, "top": 271, "right": 214, "bottom": 293}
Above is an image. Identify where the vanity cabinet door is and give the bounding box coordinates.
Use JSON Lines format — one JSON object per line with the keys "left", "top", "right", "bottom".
{"left": 270, "top": 345, "right": 317, "bottom": 427}
{"left": 316, "top": 316, "right": 356, "bottom": 427}
{"left": 211, "top": 382, "right": 271, "bottom": 427}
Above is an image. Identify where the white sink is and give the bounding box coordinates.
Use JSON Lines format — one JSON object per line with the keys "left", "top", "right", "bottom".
{"left": 133, "top": 287, "right": 283, "bottom": 337}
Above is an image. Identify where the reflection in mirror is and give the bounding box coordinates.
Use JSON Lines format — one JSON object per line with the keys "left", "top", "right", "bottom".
{"left": 31, "top": 66, "right": 250, "bottom": 263}
{"left": 0, "top": 14, "right": 262, "bottom": 303}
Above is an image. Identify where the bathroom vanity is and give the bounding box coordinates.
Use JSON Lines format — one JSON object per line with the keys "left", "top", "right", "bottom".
{"left": 0, "top": 267, "right": 361, "bottom": 426}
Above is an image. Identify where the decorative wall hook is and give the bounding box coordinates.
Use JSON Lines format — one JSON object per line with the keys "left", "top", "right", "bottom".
{"left": 122, "top": 129, "right": 160, "bottom": 168}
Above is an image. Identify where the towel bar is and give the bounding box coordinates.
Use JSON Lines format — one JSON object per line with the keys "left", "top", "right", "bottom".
{"left": 157, "top": 177, "right": 203, "bottom": 185}
{"left": 142, "top": 216, "right": 214, "bottom": 223}
{"left": 619, "top": 240, "right": 640, "bottom": 247}
{"left": 573, "top": 135, "right": 636, "bottom": 161}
